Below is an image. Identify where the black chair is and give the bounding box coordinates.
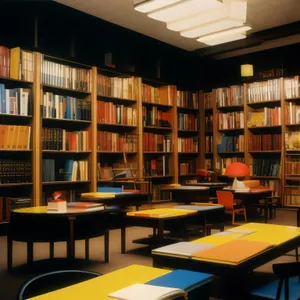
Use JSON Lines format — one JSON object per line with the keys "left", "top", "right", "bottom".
{"left": 250, "top": 261, "right": 300, "bottom": 300}
{"left": 17, "top": 270, "right": 102, "bottom": 300}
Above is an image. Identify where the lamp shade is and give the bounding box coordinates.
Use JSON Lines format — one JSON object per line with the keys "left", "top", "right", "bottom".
{"left": 225, "top": 162, "right": 250, "bottom": 177}
{"left": 241, "top": 64, "right": 253, "bottom": 77}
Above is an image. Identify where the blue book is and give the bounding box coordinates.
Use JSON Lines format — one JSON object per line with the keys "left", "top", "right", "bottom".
{"left": 146, "top": 269, "right": 213, "bottom": 292}
{"left": 66, "top": 96, "right": 71, "bottom": 119}
{"left": 0, "top": 84, "right": 5, "bottom": 113}
{"left": 174, "top": 205, "right": 223, "bottom": 212}
{"left": 64, "top": 159, "right": 74, "bottom": 181}
{"left": 97, "top": 187, "right": 122, "bottom": 193}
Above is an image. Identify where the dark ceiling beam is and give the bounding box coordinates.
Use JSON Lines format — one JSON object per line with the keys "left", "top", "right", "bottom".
{"left": 193, "top": 20, "right": 300, "bottom": 58}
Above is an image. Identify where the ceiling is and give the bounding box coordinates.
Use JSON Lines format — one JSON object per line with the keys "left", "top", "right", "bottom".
{"left": 55, "top": 0, "right": 300, "bottom": 51}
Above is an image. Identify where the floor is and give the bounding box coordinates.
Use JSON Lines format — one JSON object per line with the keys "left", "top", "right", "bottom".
{"left": 0, "top": 209, "right": 298, "bottom": 300}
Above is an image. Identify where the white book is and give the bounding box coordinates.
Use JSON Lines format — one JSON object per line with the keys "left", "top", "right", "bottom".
{"left": 108, "top": 283, "right": 185, "bottom": 300}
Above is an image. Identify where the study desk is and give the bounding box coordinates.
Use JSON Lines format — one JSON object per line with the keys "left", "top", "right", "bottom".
{"left": 8, "top": 206, "right": 114, "bottom": 270}
{"left": 224, "top": 188, "right": 272, "bottom": 223}
{"left": 185, "top": 182, "right": 227, "bottom": 197}
{"left": 28, "top": 264, "right": 212, "bottom": 300}
{"left": 160, "top": 186, "right": 210, "bottom": 204}
{"left": 152, "top": 223, "right": 300, "bottom": 285}
{"left": 123, "top": 205, "right": 224, "bottom": 252}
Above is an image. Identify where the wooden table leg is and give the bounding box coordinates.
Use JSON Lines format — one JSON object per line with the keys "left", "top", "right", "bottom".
{"left": 121, "top": 226, "right": 126, "bottom": 254}
{"left": 104, "top": 230, "right": 109, "bottom": 263}
{"left": 297, "top": 208, "right": 300, "bottom": 227}
{"left": 27, "top": 241, "right": 34, "bottom": 265}
{"left": 49, "top": 241, "right": 54, "bottom": 259}
{"left": 7, "top": 236, "right": 12, "bottom": 271}
{"left": 264, "top": 197, "right": 268, "bottom": 223}
{"left": 67, "top": 217, "right": 76, "bottom": 260}
{"left": 158, "top": 220, "right": 164, "bottom": 245}
{"left": 85, "top": 238, "right": 89, "bottom": 261}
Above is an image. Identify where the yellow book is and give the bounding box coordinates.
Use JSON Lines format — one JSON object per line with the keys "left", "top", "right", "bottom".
{"left": 10, "top": 47, "right": 21, "bottom": 80}
{"left": 0, "top": 125, "right": 5, "bottom": 149}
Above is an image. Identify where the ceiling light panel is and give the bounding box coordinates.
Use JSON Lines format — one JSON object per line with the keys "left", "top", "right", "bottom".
{"left": 198, "top": 33, "right": 246, "bottom": 45}
{"left": 148, "top": 0, "right": 223, "bottom": 23}
{"left": 134, "top": 0, "right": 181, "bottom": 13}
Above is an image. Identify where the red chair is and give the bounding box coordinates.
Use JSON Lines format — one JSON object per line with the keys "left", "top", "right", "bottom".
{"left": 216, "top": 191, "right": 247, "bottom": 225}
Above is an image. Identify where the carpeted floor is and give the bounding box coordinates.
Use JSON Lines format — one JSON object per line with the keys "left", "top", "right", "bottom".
{"left": 0, "top": 209, "right": 298, "bottom": 300}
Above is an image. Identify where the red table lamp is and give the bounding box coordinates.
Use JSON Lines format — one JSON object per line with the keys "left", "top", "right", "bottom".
{"left": 225, "top": 162, "right": 250, "bottom": 189}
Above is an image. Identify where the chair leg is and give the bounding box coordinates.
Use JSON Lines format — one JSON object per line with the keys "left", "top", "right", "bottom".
{"left": 104, "top": 230, "right": 109, "bottom": 263}
{"left": 49, "top": 241, "right": 54, "bottom": 259}
{"left": 244, "top": 208, "right": 247, "bottom": 222}
{"left": 232, "top": 211, "right": 235, "bottom": 224}
{"left": 27, "top": 242, "right": 34, "bottom": 265}
{"left": 7, "top": 237, "right": 12, "bottom": 271}
{"left": 85, "top": 238, "right": 89, "bottom": 261}
{"left": 296, "top": 247, "right": 299, "bottom": 262}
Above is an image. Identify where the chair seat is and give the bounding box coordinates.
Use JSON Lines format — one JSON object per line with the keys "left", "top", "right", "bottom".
{"left": 250, "top": 276, "right": 300, "bottom": 300}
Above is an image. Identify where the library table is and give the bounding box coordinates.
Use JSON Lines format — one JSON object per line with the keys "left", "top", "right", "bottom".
{"left": 223, "top": 188, "right": 272, "bottom": 223}
{"left": 7, "top": 206, "right": 115, "bottom": 270}
{"left": 152, "top": 223, "right": 300, "bottom": 299}
{"left": 27, "top": 265, "right": 212, "bottom": 300}
{"left": 185, "top": 182, "right": 227, "bottom": 197}
{"left": 160, "top": 186, "right": 210, "bottom": 203}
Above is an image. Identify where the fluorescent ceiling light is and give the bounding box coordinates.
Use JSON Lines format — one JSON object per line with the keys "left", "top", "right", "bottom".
{"left": 181, "top": 19, "right": 244, "bottom": 38}
{"left": 134, "top": 0, "right": 181, "bottom": 13}
{"left": 198, "top": 34, "right": 246, "bottom": 45}
{"left": 148, "top": 0, "right": 223, "bottom": 23}
{"left": 168, "top": 0, "right": 247, "bottom": 32}
{"left": 197, "top": 25, "right": 251, "bottom": 45}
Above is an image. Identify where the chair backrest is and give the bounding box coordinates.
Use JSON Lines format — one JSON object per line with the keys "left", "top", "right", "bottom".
{"left": 17, "top": 270, "right": 102, "bottom": 300}
{"left": 272, "top": 261, "right": 300, "bottom": 300}
{"left": 216, "top": 191, "right": 235, "bottom": 211}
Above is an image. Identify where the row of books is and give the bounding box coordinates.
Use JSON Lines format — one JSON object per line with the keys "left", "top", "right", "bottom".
{"left": 285, "top": 158, "right": 300, "bottom": 176}
{"left": 285, "top": 102, "right": 300, "bottom": 125}
{"left": 176, "top": 91, "right": 197, "bottom": 109}
{"left": 284, "top": 187, "right": 300, "bottom": 206}
{"left": 97, "top": 163, "right": 137, "bottom": 180}
{"left": 216, "top": 85, "right": 243, "bottom": 107}
{"left": 142, "top": 84, "right": 175, "bottom": 106}
{"left": 142, "top": 106, "right": 172, "bottom": 127}
{"left": 97, "top": 101, "right": 137, "bottom": 126}
{"left": 216, "top": 157, "right": 244, "bottom": 175}
{"left": 42, "top": 159, "right": 89, "bottom": 182}
{"left": 97, "top": 132, "right": 137, "bottom": 152}
{"left": 144, "top": 156, "right": 170, "bottom": 177}
{"left": 11, "top": 47, "right": 34, "bottom": 82}
{"left": 0, "top": 85, "right": 32, "bottom": 115}
{"left": 41, "top": 56, "right": 91, "bottom": 92}
{"left": 0, "top": 46, "right": 10, "bottom": 78}
{"left": 97, "top": 74, "right": 137, "bottom": 100}
{"left": 248, "top": 108, "right": 282, "bottom": 127}
{"left": 284, "top": 76, "right": 300, "bottom": 99}
{"left": 41, "top": 128, "right": 90, "bottom": 151}
{"left": 178, "top": 137, "right": 199, "bottom": 153}
{"left": 179, "top": 161, "right": 196, "bottom": 175}
{"left": 217, "top": 135, "right": 245, "bottom": 152}
{"left": 178, "top": 113, "right": 199, "bottom": 131}
{"left": 250, "top": 158, "right": 281, "bottom": 177}
{"left": 262, "top": 180, "right": 280, "bottom": 196}
{"left": 205, "top": 115, "right": 213, "bottom": 132}
{"left": 152, "top": 184, "right": 169, "bottom": 201}
{"left": 217, "top": 112, "right": 244, "bottom": 129}
{"left": 204, "top": 92, "right": 213, "bottom": 109}
{"left": 205, "top": 136, "right": 213, "bottom": 152}
{"left": 247, "top": 79, "right": 281, "bottom": 103}
{"left": 248, "top": 134, "right": 281, "bottom": 151}
{"left": 285, "top": 132, "right": 300, "bottom": 150}
{"left": 205, "top": 158, "right": 213, "bottom": 171}
{"left": 42, "top": 92, "right": 91, "bottom": 120}
{"left": 143, "top": 133, "right": 171, "bottom": 152}
{"left": 0, "top": 197, "right": 31, "bottom": 221}
{"left": 0, "top": 125, "right": 31, "bottom": 150}
{"left": 0, "top": 161, "right": 31, "bottom": 183}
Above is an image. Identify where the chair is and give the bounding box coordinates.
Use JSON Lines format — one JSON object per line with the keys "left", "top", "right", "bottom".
{"left": 17, "top": 269, "right": 102, "bottom": 300}
{"left": 250, "top": 261, "right": 300, "bottom": 300}
{"left": 216, "top": 191, "right": 247, "bottom": 225}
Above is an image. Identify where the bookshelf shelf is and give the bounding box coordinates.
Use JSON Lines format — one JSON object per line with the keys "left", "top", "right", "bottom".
{"left": 143, "top": 126, "right": 172, "bottom": 131}
{"left": 97, "top": 123, "right": 136, "bottom": 129}
{"left": 42, "top": 150, "right": 92, "bottom": 154}
{"left": 250, "top": 176, "right": 280, "bottom": 179}
{"left": 97, "top": 151, "right": 137, "bottom": 154}
{"left": 144, "top": 152, "right": 173, "bottom": 154}
{"left": 42, "top": 181, "right": 91, "bottom": 185}
{"left": 0, "top": 76, "right": 33, "bottom": 85}
{"left": 205, "top": 152, "right": 213, "bottom": 155}
{"left": 216, "top": 105, "right": 244, "bottom": 111}
{"left": 0, "top": 183, "right": 33, "bottom": 187}
{"left": 97, "top": 95, "right": 136, "bottom": 105}
{"left": 249, "top": 151, "right": 281, "bottom": 154}
{"left": 148, "top": 175, "right": 174, "bottom": 179}
{"left": 217, "top": 128, "right": 244, "bottom": 133}
{"left": 142, "top": 102, "right": 172, "bottom": 110}
{"left": 286, "top": 124, "right": 300, "bottom": 128}
{"left": 247, "top": 100, "right": 281, "bottom": 108}
{"left": 284, "top": 97, "right": 300, "bottom": 102}
{"left": 178, "top": 152, "right": 199, "bottom": 155}
{"left": 42, "top": 84, "right": 91, "bottom": 97}
{"left": 217, "top": 152, "right": 244, "bottom": 155}
{"left": 205, "top": 131, "right": 213, "bottom": 135}
{"left": 178, "top": 129, "right": 199, "bottom": 134}
{"left": 248, "top": 126, "right": 282, "bottom": 131}
{"left": 205, "top": 108, "right": 213, "bottom": 113}
{"left": 42, "top": 118, "right": 91, "bottom": 124}
{"left": 0, "top": 149, "right": 32, "bottom": 152}
{"left": 0, "top": 113, "right": 32, "bottom": 119}
{"left": 177, "top": 106, "right": 199, "bottom": 113}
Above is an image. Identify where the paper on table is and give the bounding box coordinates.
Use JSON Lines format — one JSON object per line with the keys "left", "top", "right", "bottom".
{"left": 108, "top": 283, "right": 185, "bottom": 300}
{"left": 152, "top": 242, "right": 214, "bottom": 258}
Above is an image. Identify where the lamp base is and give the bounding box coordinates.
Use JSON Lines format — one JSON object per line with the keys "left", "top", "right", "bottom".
{"left": 232, "top": 177, "right": 239, "bottom": 190}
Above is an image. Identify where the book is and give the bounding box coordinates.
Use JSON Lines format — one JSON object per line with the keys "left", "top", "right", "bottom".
{"left": 192, "top": 240, "right": 273, "bottom": 264}
{"left": 146, "top": 269, "right": 212, "bottom": 292}
{"left": 152, "top": 242, "right": 214, "bottom": 258}
{"left": 108, "top": 283, "right": 185, "bottom": 300}
{"left": 67, "top": 202, "right": 104, "bottom": 209}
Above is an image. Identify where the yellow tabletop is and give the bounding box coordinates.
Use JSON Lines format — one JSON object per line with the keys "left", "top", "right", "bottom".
{"left": 127, "top": 208, "right": 197, "bottom": 219}
{"left": 29, "top": 265, "right": 170, "bottom": 300}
